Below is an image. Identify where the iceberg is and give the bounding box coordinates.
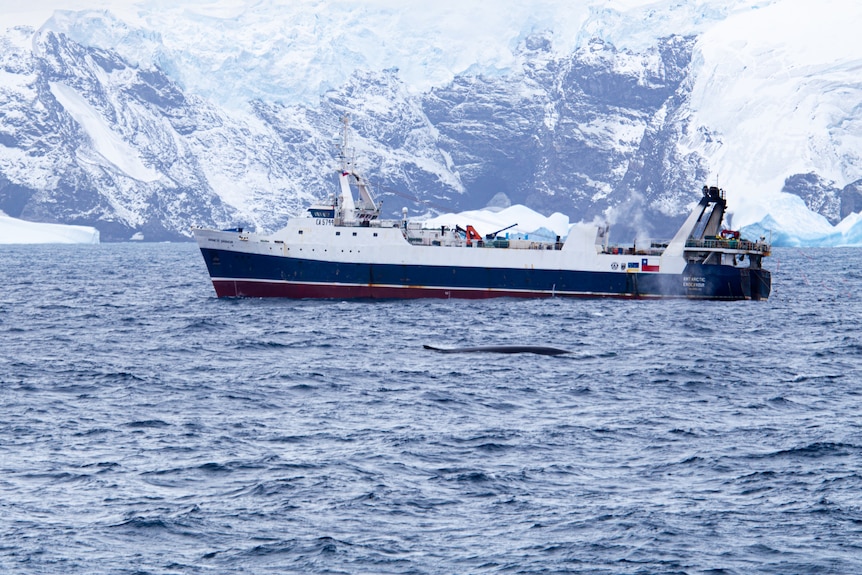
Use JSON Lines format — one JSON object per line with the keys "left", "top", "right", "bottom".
{"left": 742, "top": 216, "right": 862, "bottom": 248}
{"left": 831, "top": 212, "right": 862, "bottom": 246}
{"left": 422, "top": 204, "right": 573, "bottom": 240}
{"left": 739, "top": 195, "right": 862, "bottom": 248}
{"left": 433, "top": 199, "right": 862, "bottom": 249}
{"left": 0, "top": 212, "right": 100, "bottom": 244}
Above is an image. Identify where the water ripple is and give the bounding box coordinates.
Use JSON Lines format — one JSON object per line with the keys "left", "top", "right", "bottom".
{"left": 1, "top": 245, "right": 861, "bottom": 574}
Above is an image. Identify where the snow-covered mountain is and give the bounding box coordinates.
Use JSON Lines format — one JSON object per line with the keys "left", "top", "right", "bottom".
{"left": 1, "top": 0, "right": 861, "bottom": 244}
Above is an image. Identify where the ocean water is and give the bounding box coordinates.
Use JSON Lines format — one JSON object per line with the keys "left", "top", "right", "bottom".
{"left": 1, "top": 243, "right": 861, "bottom": 574}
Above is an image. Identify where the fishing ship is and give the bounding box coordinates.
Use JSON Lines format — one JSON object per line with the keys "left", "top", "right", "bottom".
{"left": 194, "top": 122, "right": 771, "bottom": 301}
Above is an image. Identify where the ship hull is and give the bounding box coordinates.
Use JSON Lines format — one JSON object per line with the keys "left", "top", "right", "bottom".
{"left": 198, "top": 247, "right": 771, "bottom": 301}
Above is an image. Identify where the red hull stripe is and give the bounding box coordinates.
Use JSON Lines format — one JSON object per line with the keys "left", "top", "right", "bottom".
{"left": 210, "top": 279, "right": 644, "bottom": 300}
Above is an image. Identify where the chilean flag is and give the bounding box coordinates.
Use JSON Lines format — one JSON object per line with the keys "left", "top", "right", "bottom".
{"left": 641, "top": 258, "right": 660, "bottom": 272}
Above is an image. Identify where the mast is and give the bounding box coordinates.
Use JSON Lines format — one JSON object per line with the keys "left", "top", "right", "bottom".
{"left": 336, "top": 115, "right": 380, "bottom": 223}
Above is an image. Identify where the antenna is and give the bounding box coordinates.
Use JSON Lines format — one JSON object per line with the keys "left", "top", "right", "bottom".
{"left": 338, "top": 115, "right": 353, "bottom": 174}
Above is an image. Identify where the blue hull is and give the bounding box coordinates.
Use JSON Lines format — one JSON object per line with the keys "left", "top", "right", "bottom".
{"left": 199, "top": 248, "right": 771, "bottom": 300}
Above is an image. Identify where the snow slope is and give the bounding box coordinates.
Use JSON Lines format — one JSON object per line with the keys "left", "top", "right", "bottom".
{"left": 49, "top": 81, "right": 161, "bottom": 182}
{"left": 683, "top": 0, "right": 862, "bottom": 224}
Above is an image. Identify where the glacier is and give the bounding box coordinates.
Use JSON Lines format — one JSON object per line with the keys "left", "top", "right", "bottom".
{"left": 0, "top": 0, "right": 861, "bottom": 247}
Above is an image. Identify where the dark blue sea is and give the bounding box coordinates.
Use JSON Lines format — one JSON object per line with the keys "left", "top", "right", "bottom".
{"left": 1, "top": 243, "right": 861, "bottom": 574}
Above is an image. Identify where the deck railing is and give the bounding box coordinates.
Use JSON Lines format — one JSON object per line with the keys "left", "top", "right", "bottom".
{"left": 602, "top": 238, "right": 771, "bottom": 256}
{"left": 684, "top": 238, "right": 770, "bottom": 253}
